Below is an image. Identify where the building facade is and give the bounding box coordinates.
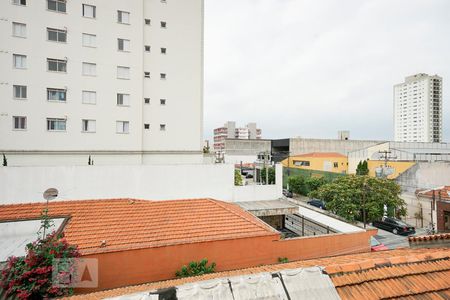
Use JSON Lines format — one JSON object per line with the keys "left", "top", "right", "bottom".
{"left": 394, "top": 73, "right": 443, "bottom": 143}
{"left": 0, "top": 0, "right": 204, "bottom": 165}
{"left": 213, "top": 121, "right": 261, "bottom": 151}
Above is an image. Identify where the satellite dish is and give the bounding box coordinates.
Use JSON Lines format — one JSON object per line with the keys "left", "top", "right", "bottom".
{"left": 43, "top": 188, "right": 58, "bottom": 201}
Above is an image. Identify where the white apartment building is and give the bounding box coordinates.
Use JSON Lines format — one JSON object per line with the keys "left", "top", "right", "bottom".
{"left": 213, "top": 121, "right": 261, "bottom": 151}
{"left": 394, "top": 73, "right": 443, "bottom": 143}
{"left": 0, "top": 0, "right": 204, "bottom": 166}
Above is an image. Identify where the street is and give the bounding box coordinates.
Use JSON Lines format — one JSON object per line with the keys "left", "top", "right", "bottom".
{"left": 375, "top": 227, "right": 427, "bottom": 250}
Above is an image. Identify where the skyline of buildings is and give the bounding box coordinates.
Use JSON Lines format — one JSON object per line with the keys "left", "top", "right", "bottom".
{"left": 0, "top": 0, "right": 204, "bottom": 165}
{"left": 213, "top": 121, "right": 262, "bottom": 151}
{"left": 394, "top": 73, "right": 443, "bottom": 143}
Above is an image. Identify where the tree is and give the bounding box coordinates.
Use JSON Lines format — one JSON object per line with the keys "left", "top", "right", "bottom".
{"left": 234, "top": 169, "right": 243, "bottom": 186}
{"left": 2, "top": 153, "right": 7, "bottom": 166}
{"left": 288, "top": 175, "right": 328, "bottom": 196}
{"left": 309, "top": 175, "right": 406, "bottom": 223}
{"left": 260, "top": 167, "right": 276, "bottom": 184}
{"left": 356, "top": 160, "right": 369, "bottom": 175}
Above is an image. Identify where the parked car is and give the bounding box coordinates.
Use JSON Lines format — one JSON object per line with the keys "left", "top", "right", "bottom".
{"left": 370, "top": 237, "right": 388, "bottom": 251}
{"left": 372, "top": 217, "right": 415, "bottom": 235}
{"left": 283, "top": 189, "right": 293, "bottom": 198}
{"left": 307, "top": 199, "right": 326, "bottom": 210}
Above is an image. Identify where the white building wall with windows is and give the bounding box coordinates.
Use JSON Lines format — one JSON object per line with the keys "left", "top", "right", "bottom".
{"left": 394, "top": 73, "right": 443, "bottom": 143}
{"left": 0, "top": 0, "right": 204, "bottom": 166}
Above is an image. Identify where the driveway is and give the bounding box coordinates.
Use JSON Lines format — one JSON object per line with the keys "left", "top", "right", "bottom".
{"left": 375, "top": 227, "right": 427, "bottom": 250}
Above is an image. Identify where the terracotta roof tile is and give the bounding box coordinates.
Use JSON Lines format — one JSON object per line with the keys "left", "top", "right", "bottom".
{"left": 68, "top": 248, "right": 450, "bottom": 300}
{"left": 409, "top": 233, "right": 450, "bottom": 242}
{"left": 416, "top": 186, "right": 450, "bottom": 201}
{"left": 291, "top": 152, "right": 347, "bottom": 158}
{"left": 0, "top": 198, "right": 278, "bottom": 255}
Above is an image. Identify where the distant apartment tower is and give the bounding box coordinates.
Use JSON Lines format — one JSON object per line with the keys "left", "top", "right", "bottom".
{"left": 213, "top": 122, "right": 261, "bottom": 151}
{"left": 394, "top": 73, "right": 443, "bottom": 143}
{"left": 0, "top": 0, "right": 204, "bottom": 165}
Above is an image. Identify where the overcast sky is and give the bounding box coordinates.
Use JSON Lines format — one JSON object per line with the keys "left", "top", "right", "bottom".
{"left": 203, "top": 0, "right": 450, "bottom": 142}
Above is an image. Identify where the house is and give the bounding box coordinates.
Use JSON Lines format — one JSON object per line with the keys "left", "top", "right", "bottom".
{"left": 69, "top": 248, "right": 450, "bottom": 299}
{"left": 281, "top": 152, "right": 348, "bottom": 174}
{"left": 0, "top": 198, "right": 375, "bottom": 293}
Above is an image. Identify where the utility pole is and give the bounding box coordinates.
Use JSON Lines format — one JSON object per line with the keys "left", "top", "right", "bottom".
{"left": 378, "top": 150, "right": 397, "bottom": 178}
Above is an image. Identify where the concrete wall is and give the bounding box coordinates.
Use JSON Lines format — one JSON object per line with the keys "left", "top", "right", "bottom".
{"left": 79, "top": 229, "right": 374, "bottom": 293}
{"left": 0, "top": 163, "right": 283, "bottom": 204}
{"left": 289, "top": 138, "right": 381, "bottom": 157}
{"left": 396, "top": 162, "right": 450, "bottom": 193}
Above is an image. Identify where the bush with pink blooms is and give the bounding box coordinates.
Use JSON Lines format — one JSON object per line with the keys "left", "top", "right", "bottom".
{"left": 0, "top": 231, "right": 80, "bottom": 299}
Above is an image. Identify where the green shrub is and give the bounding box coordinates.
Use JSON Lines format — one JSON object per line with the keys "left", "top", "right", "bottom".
{"left": 175, "top": 258, "right": 216, "bottom": 278}
{"left": 278, "top": 257, "right": 289, "bottom": 263}
{"left": 234, "top": 169, "right": 243, "bottom": 186}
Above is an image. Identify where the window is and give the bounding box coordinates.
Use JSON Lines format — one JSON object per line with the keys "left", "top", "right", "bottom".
{"left": 13, "top": 85, "right": 27, "bottom": 99}
{"left": 47, "top": 0, "right": 66, "bottom": 12}
{"left": 82, "top": 62, "right": 96, "bottom": 76}
{"left": 144, "top": 98, "right": 150, "bottom": 104}
{"left": 160, "top": 99, "right": 166, "bottom": 105}
{"left": 117, "top": 93, "right": 130, "bottom": 106}
{"left": 47, "top": 58, "right": 67, "bottom": 72}
{"left": 160, "top": 73, "right": 166, "bottom": 80}
{"left": 13, "top": 116, "right": 26, "bottom": 130}
{"left": 12, "top": 0, "right": 26, "bottom": 5}
{"left": 47, "top": 28, "right": 67, "bottom": 42}
{"left": 47, "top": 118, "right": 66, "bottom": 131}
{"left": 117, "top": 66, "right": 130, "bottom": 79}
{"left": 47, "top": 88, "right": 66, "bottom": 102}
{"left": 145, "top": 19, "right": 151, "bottom": 25}
{"left": 117, "top": 10, "right": 130, "bottom": 24}
{"left": 118, "top": 38, "right": 130, "bottom": 51}
{"left": 161, "top": 47, "right": 166, "bottom": 54}
{"left": 144, "top": 45, "right": 150, "bottom": 52}
{"left": 144, "top": 124, "right": 150, "bottom": 130}
{"left": 82, "top": 33, "right": 96, "bottom": 47}
{"left": 12, "top": 22, "right": 26, "bottom": 38}
{"left": 82, "top": 4, "right": 96, "bottom": 18}
{"left": 333, "top": 162, "right": 339, "bottom": 168}
{"left": 82, "top": 90, "right": 96, "bottom": 104}
{"left": 82, "top": 119, "right": 96, "bottom": 133}
{"left": 144, "top": 72, "right": 150, "bottom": 78}
{"left": 293, "top": 160, "right": 310, "bottom": 167}
{"left": 116, "top": 121, "right": 129, "bottom": 134}
{"left": 13, "top": 54, "right": 26, "bottom": 69}
{"left": 160, "top": 21, "right": 166, "bottom": 28}
{"left": 160, "top": 124, "right": 166, "bottom": 131}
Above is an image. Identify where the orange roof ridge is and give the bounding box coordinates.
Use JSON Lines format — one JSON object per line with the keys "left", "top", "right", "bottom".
{"left": 409, "top": 233, "right": 450, "bottom": 242}
{"left": 291, "top": 152, "right": 347, "bottom": 158}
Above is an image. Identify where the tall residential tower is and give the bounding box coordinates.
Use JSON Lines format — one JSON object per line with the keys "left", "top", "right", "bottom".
{"left": 394, "top": 73, "right": 442, "bottom": 143}
{"left": 0, "top": 0, "right": 204, "bottom": 165}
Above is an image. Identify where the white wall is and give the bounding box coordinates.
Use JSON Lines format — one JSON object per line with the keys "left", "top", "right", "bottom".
{"left": 0, "top": 163, "right": 283, "bottom": 204}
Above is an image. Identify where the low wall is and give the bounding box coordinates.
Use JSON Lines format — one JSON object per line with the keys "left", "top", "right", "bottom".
{"left": 79, "top": 229, "right": 375, "bottom": 293}
{"left": 0, "top": 164, "right": 283, "bottom": 204}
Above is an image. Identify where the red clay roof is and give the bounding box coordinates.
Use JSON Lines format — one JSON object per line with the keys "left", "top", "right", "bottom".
{"left": 68, "top": 248, "right": 450, "bottom": 300}
{"left": 292, "top": 152, "right": 347, "bottom": 158}
{"left": 417, "top": 186, "right": 450, "bottom": 201}
{"left": 0, "top": 199, "right": 278, "bottom": 255}
{"left": 409, "top": 233, "right": 450, "bottom": 242}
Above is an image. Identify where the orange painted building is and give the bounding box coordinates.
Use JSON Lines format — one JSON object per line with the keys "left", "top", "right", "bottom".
{"left": 0, "top": 199, "right": 375, "bottom": 293}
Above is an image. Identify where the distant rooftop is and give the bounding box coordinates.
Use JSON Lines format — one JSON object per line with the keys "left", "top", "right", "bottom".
{"left": 291, "top": 152, "right": 347, "bottom": 158}
{"left": 0, "top": 199, "right": 278, "bottom": 255}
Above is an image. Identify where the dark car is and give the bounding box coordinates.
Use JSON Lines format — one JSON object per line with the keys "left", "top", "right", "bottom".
{"left": 307, "top": 199, "right": 326, "bottom": 210}
{"left": 372, "top": 217, "right": 415, "bottom": 235}
{"left": 283, "top": 189, "right": 293, "bottom": 198}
